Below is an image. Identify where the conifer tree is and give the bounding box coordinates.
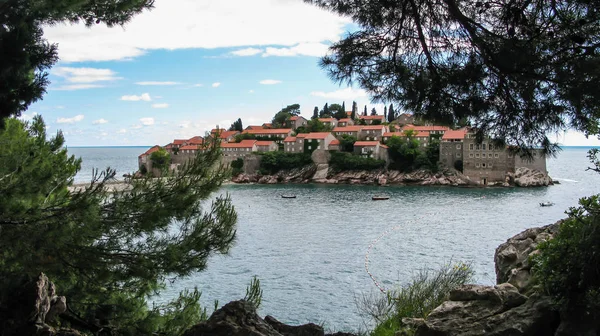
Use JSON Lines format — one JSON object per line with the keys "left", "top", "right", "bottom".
{"left": 351, "top": 101, "right": 358, "bottom": 120}
{"left": 388, "top": 104, "right": 396, "bottom": 123}
{"left": 371, "top": 107, "right": 377, "bottom": 116}
{"left": 384, "top": 106, "right": 388, "bottom": 122}
{"left": 342, "top": 101, "right": 346, "bottom": 114}
{"left": 313, "top": 106, "right": 319, "bottom": 119}
{"left": 363, "top": 105, "right": 367, "bottom": 116}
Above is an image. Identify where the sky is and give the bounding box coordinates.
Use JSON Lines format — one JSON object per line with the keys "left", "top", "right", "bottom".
{"left": 23, "top": 0, "right": 600, "bottom": 147}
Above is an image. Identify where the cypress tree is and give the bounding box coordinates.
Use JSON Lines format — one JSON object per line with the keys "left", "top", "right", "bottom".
{"left": 371, "top": 107, "right": 377, "bottom": 115}
{"left": 313, "top": 106, "right": 319, "bottom": 119}
{"left": 388, "top": 104, "right": 395, "bottom": 122}
{"left": 363, "top": 105, "right": 367, "bottom": 116}
{"left": 351, "top": 101, "right": 358, "bottom": 119}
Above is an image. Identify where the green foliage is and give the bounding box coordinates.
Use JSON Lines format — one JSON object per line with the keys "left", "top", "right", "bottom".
{"left": 272, "top": 104, "right": 300, "bottom": 128}
{"left": 360, "top": 263, "right": 473, "bottom": 336}
{"left": 371, "top": 119, "right": 382, "bottom": 125}
{"left": 0, "top": 0, "right": 153, "bottom": 122}
{"left": 371, "top": 108, "right": 378, "bottom": 116}
{"left": 0, "top": 117, "right": 237, "bottom": 334}
{"left": 295, "top": 119, "right": 333, "bottom": 134}
{"left": 306, "top": 0, "right": 600, "bottom": 155}
{"left": 330, "top": 152, "right": 385, "bottom": 171}
{"left": 142, "top": 289, "right": 209, "bottom": 336}
{"left": 313, "top": 106, "right": 319, "bottom": 119}
{"left": 388, "top": 104, "right": 396, "bottom": 123}
{"left": 229, "top": 118, "right": 243, "bottom": 132}
{"left": 150, "top": 147, "right": 171, "bottom": 170}
{"left": 244, "top": 276, "right": 263, "bottom": 310}
{"left": 258, "top": 151, "right": 312, "bottom": 174}
{"left": 339, "top": 134, "right": 356, "bottom": 152}
{"left": 385, "top": 134, "right": 439, "bottom": 172}
{"left": 533, "top": 195, "right": 600, "bottom": 315}
{"left": 231, "top": 158, "right": 244, "bottom": 176}
{"left": 320, "top": 103, "right": 331, "bottom": 118}
{"left": 587, "top": 148, "right": 600, "bottom": 173}
{"left": 363, "top": 106, "right": 367, "bottom": 116}
{"left": 351, "top": 101, "right": 358, "bottom": 120}
{"left": 330, "top": 103, "right": 346, "bottom": 120}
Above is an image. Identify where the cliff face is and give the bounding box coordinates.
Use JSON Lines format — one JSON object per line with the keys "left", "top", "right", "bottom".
{"left": 232, "top": 166, "right": 552, "bottom": 187}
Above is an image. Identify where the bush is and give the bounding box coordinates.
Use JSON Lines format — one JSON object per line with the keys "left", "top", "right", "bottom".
{"left": 150, "top": 148, "right": 170, "bottom": 170}
{"left": 360, "top": 262, "right": 473, "bottom": 336}
{"left": 533, "top": 195, "right": 600, "bottom": 315}
{"left": 258, "top": 152, "right": 312, "bottom": 174}
{"left": 231, "top": 158, "right": 244, "bottom": 176}
{"left": 330, "top": 152, "right": 385, "bottom": 171}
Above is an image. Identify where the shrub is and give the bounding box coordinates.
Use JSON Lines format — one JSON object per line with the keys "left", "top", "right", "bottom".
{"left": 360, "top": 262, "right": 473, "bottom": 336}
{"left": 150, "top": 148, "right": 170, "bottom": 170}
{"left": 533, "top": 195, "right": 600, "bottom": 315}
{"left": 258, "top": 152, "right": 312, "bottom": 174}
{"left": 231, "top": 158, "right": 244, "bottom": 176}
{"left": 140, "top": 164, "right": 148, "bottom": 175}
{"left": 330, "top": 152, "right": 385, "bottom": 171}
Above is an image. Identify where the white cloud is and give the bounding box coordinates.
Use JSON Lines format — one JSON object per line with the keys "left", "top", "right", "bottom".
{"left": 43, "top": 0, "right": 350, "bottom": 63}
{"left": 57, "top": 114, "right": 85, "bottom": 124}
{"left": 93, "top": 118, "right": 109, "bottom": 124}
{"left": 311, "top": 87, "right": 368, "bottom": 100}
{"left": 212, "top": 82, "right": 221, "bottom": 88}
{"left": 121, "top": 93, "right": 152, "bottom": 101}
{"left": 19, "top": 112, "right": 38, "bottom": 121}
{"left": 135, "top": 81, "right": 180, "bottom": 86}
{"left": 179, "top": 121, "right": 191, "bottom": 128}
{"left": 100, "top": 132, "right": 109, "bottom": 136}
{"left": 132, "top": 125, "right": 143, "bottom": 129}
{"left": 259, "top": 79, "right": 282, "bottom": 85}
{"left": 249, "top": 90, "right": 254, "bottom": 94}
{"left": 152, "top": 103, "right": 169, "bottom": 108}
{"left": 52, "top": 84, "right": 105, "bottom": 91}
{"left": 117, "top": 129, "right": 127, "bottom": 134}
{"left": 53, "top": 67, "right": 121, "bottom": 83}
{"left": 193, "top": 84, "right": 203, "bottom": 87}
{"left": 262, "top": 42, "right": 330, "bottom": 57}
{"left": 140, "top": 117, "right": 155, "bottom": 126}
{"left": 231, "top": 47, "right": 262, "bottom": 56}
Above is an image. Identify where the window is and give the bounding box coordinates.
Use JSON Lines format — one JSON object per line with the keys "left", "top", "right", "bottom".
{"left": 456, "top": 153, "right": 461, "bottom": 158}
{"left": 476, "top": 163, "right": 480, "bottom": 168}
{"left": 317, "top": 146, "right": 321, "bottom": 150}
{"left": 469, "top": 153, "right": 474, "bottom": 158}
{"left": 308, "top": 145, "right": 311, "bottom": 150}
{"left": 488, "top": 153, "right": 492, "bottom": 158}
{"left": 482, "top": 143, "right": 486, "bottom": 150}
{"left": 489, "top": 163, "right": 493, "bottom": 168}
{"left": 475, "top": 153, "right": 480, "bottom": 158}
{"left": 469, "top": 144, "right": 474, "bottom": 150}
{"left": 292, "top": 148, "right": 294, "bottom": 152}
{"left": 476, "top": 144, "right": 480, "bottom": 150}
{"left": 456, "top": 144, "right": 462, "bottom": 149}
{"left": 482, "top": 163, "right": 486, "bottom": 168}
{"left": 495, "top": 153, "right": 499, "bottom": 158}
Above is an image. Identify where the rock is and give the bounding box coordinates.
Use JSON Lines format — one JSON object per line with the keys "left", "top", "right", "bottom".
{"left": 264, "top": 315, "right": 324, "bottom": 336}
{"left": 494, "top": 222, "right": 560, "bottom": 290}
{"left": 414, "top": 290, "right": 558, "bottom": 336}
{"left": 183, "top": 300, "right": 281, "bottom": 336}
{"left": 514, "top": 167, "right": 553, "bottom": 187}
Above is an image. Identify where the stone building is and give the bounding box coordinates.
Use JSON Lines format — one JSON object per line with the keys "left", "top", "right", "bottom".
{"left": 283, "top": 133, "right": 307, "bottom": 153}
{"left": 288, "top": 116, "right": 308, "bottom": 130}
{"left": 333, "top": 126, "right": 363, "bottom": 139}
{"left": 359, "top": 125, "right": 388, "bottom": 141}
{"left": 318, "top": 118, "right": 338, "bottom": 128}
{"left": 359, "top": 115, "right": 385, "bottom": 125}
{"left": 337, "top": 118, "right": 354, "bottom": 127}
{"left": 439, "top": 129, "right": 468, "bottom": 169}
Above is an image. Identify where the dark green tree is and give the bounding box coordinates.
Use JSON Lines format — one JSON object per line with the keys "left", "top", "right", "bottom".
{"left": 351, "top": 101, "right": 358, "bottom": 120}
{"left": 339, "top": 134, "right": 356, "bottom": 152}
{"left": 306, "top": 0, "right": 600, "bottom": 154}
{"left": 342, "top": 101, "right": 346, "bottom": 113}
{"left": 330, "top": 103, "right": 346, "bottom": 120}
{"left": 320, "top": 103, "right": 330, "bottom": 118}
{"left": 0, "top": 0, "right": 154, "bottom": 123}
{"left": 229, "top": 118, "right": 243, "bottom": 132}
{"left": 296, "top": 118, "right": 332, "bottom": 133}
{"left": 150, "top": 147, "right": 171, "bottom": 170}
{"left": 363, "top": 105, "right": 367, "bottom": 116}
{"left": 0, "top": 117, "right": 236, "bottom": 334}
{"left": 313, "top": 106, "right": 319, "bottom": 119}
{"left": 371, "top": 107, "right": 377, "bottom": 116}
{"left": 384, "top": 106, "right": 388, "bottom": 122}
{"left": 272, "top": 104, "right": 300, "bottom": 128}
{"left": 388, "top": 104, "right": 396, "bottom": 123}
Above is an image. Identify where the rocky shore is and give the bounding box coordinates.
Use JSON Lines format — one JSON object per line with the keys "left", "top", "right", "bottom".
{"left": 232, "top": 165, "right": 553, "bottom": 188}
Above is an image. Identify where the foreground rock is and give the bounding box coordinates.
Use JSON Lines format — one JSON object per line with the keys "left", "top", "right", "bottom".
{"left": 511, "top": 167, "right": 554, "bottom": 187}
{"left": 0, "top": 273, "right": 79, "bottom": 336}
{"left": 183, "top": 300, "right": 355, "bottom": 336}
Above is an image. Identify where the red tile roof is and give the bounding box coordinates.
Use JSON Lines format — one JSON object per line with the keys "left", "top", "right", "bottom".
{"left": 383, "top": 132, "right": 401, "bottom": 137}
{"left": 215, "top": 131, "right": 239, "bottom": 139}
{"left": 402, "top": 125, "right": 450, "bottom": 132}
{"left": 289, "top": 116, "right": 299, "bottom": 121}
{"left": 221, "top": 140, "right": 257, "bottom": 148}
{"left": 139, "top": 145, "right": 161, "bottom": 157}
{"left": 186, "top": 136, "right": 204, "bottom": 145}
{"left": 262, "top": 123, "right": 273, "bottom": 128}
{"left": 244, "top": 128, "right": 292, "bottom": 135}
{"left": 172, "top": 139, "right": 187, "bottom": 145}
{"left": 330, "top": 139, "right": 340, "bottom": 145}
{"left": 283, "top": 136, "right": 297, "bottom": 142}
{"left": 361, "top": 125, "right": 386, "bottom": 130}
{"left": 442, "top": 129, "right": 468, "bottom": 140}
{"left": 346, "top": 111, "right": 352, "bottom": 116}
{"left": 359, "top": 115, "right": 385, "bottom": 120}
{"left": 338, "top": 118, "right": 352, "bottom": 123}
{"left": 255, "top": 141, "right": 276, "bottom": 146}
{"left": 333, "top": 126, "right": 363, "bottom": 132}
{"left": 318, "top": 118, "right": 336, "bottom": 122}
{"left": 246, "top": 125, "right": 264, "bottom": 130}
{"left": 180, "top": 144, "right": 202, "bottom": 150}
{"left": 354, "top": 141, "right": 380, "bottom": 147}
{"left": 380, "top": 144, "right": 389, "bottom": 149}
{"left": 296, "top": 133, "right": 307, "bottom": 138}
{"left": 304, "top": 132, "right": 332, "bottom": 140}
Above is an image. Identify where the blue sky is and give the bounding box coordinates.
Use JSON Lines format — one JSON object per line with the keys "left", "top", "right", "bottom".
{"left": 23, "top": 0, "right": 600, "bottom": 147}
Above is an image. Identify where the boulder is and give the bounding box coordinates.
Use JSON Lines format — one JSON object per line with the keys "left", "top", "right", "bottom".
{"left": 513, "top": 167, "right": 553, "bottom": 187}
{"left": 414, "top": 286, "right": 559, "bottom": 336}
{"left": 494, "top": 222, "right": 560, "bottom": 291}
{"left": 264, "top": 315, "right": 323, "bottom": 336}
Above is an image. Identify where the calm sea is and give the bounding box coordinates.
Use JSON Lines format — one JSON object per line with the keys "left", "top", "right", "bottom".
{"left": 67, "top": 146, "right": 600, "bottom": 331}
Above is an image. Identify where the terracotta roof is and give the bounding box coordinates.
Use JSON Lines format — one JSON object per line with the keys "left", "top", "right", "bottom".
{"left": 346, "top": 111, "right": 352, "bottom": 116}
{"left": 333, "top": 126, "right": 363, "bottom": 132}
{"left": 354, "top": 141, "right": 380, "bottom": 147}
{"left": 221, "top": 140, "right": 257, "bottom": 148}
{"left": 210, "top": 128, "right": 223, "bottom": 134}
{"left": 318, "top": 118, "right": 336, "bottom": 122}
{"left": 359, "top": 115, "right": 385, "bottom": 120}
{"left": 361, "top": 125, "right": 386, "bottom": 130}
{"left": 186, "top": 136, "right": 204, "bottom": 145}
{"left": 289, "top": 116, "right": 300, "bottom": 121}
{"left": 255, "top": 141, "right": 276, "bottom": 146}
{"left": 415, "top": 131, "right": 430, "bottom": 137}
{"left": 139, "top": 145, "right": 161, "bottom": 157}
{"left": 180, "top": 144, "right": 202, "bottom": 150}
{"left": 215, "top": 131, "right": 239, "bottom": 139}
{"left": 304, "top": 132, "right": 332, "bottom": 140}
{"left": 172, "top": 139, "right": 187, "bottom": 145}
{"left": 338, "top": 118, "right": 352, "bottom": 123}
{"left": 330, "top": 139, "right": 340, "bottom": 145}
{"left": 383, "top": 132, "right": 402, "bottom": 137}
{"left": 442, "top": 129, "right": 468, "bottom": 140}
{"left": 402, "top": 125, "right": 450, "bottom": 132}
{"left": 262, "top": 123, "right": 273, "bottom": 127}
{"left": 283, "top": 136, "right": 297, "bottom": 142}
{"left": 380, "top": 144, "right": 389, "bottom": 149}
{"left": 244, "top": 128, "right": 292, "bottom": 135}
{"left": 296, "top": 133, "right": 307, "bottom": 138}
{"left": 246, "top": 125, "right": 264, "bottom": 130}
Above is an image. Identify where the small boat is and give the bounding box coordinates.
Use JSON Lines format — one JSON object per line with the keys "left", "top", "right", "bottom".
{"left": 372, "top": 196, "right": 390, "bottom": 201}
{"left": 281, "top": 195, "right": 297, "bottom": 199}
{"left": 540, "top": 202, "right": 554, "bottom": 207}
